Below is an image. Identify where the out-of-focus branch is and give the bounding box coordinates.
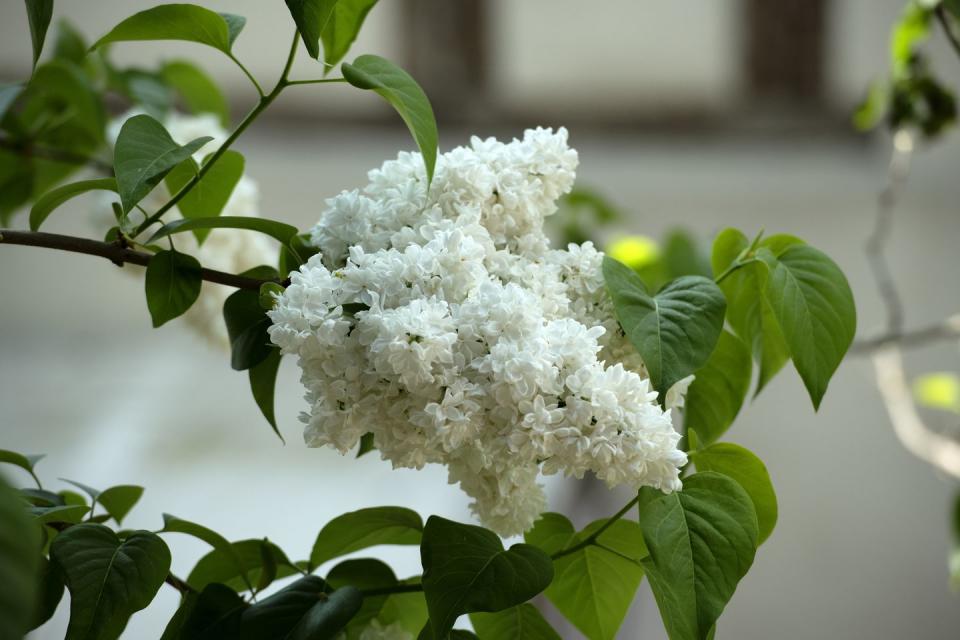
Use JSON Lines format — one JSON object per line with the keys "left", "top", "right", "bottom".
{"left": 0, "top": 136, "right": 113, "bottom": 175}
{"left": 853, "top": 314, "right": 960, "bottom": 354}
{"left": 935, "top": 5, "right": 960, "bottom": 60}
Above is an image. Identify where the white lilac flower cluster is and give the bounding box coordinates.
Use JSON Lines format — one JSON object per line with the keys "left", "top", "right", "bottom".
{"left": 104, "top": 112, "right": 278, "bottom": 347}
{"left": 268, "top": 128, "right": 688, "bottom": 536}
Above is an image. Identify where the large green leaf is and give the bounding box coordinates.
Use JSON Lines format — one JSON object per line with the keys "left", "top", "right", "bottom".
{"left": 690, "top": 443, "right": 778, "bottom": 545}
{"left": 420, "top": 516, "right": 554, "bottom": 639}
{"left": 91, "top": 4, "right": 243, "bottom": 54}
{"left": 470, "top": 603, "right": 561, "bottom": 640}
{"left": 0, "top": 448, "right": 44, "bottom": 484}
{"left": 249, "top": 348, "right": 284, "bottom": 441}
{"left": 285, "top": 586, "right": 363, "bottom": 640}
{"left": 763, "top": 244, "right": 856, "bottom": 409}
{"left": 284, "top": 0, "right": 338, "bottom": 60}
{"left": 310, "top": 506, "right": 423, "bottom": 569}
{"left": 145, "top": 249, "right": 203, "bottom": 328}
{"left": 327, "top": 558, "right": 397, "bottom": 634}
{"left": 25, "top": 0, "right": 54, "bottom": 69}
{"left": 342, "top": 55, "right": 438, "bottom": 185}
{"left": 239, "top": 575, "right": 361, "bottom": 639}
{"left": 0, "top": 475, "right": 40, "bottom": 640}
{"left": 30, "top": 178, "right": 118, "bottom": 231}
{"left": 97, "top": 485, "right": 144, "bottom": 526}
{"left": 222, "top": 271, "right": 278, "bottom": 371}
{"left": 603, "top": 256, "right": 726, "bottom": 401}
{"left": 711, "top": 229, "right": 791, "bottom": 395}
{"left": 683, "top": 330, "right": 752, "bottom": 445}
{"left": 161, "top": 60, "right": 229, "bottom": 127}
{"left": 114, "top": 114, "right": 212, "bottom": 213}
{"left": 166, "top": 583, "right": 245, "bottom": 640}
{"left": 50, "top": 524, "right": 171, "bottom": 640}
{"left": 637, "top": 472, "right": 758, "bottom": 640}
{"left": 321, "top": 0, "right": 379, "bottom": 70}
{"left": 146, "top": 215, "right": 298, "bottom": 247}
{"left": 161, "top": 514, "right": 251, "bottom": 590}
{"left": 539, "top": 518, "right": 647, "bottom": 640}
{"left": 186, "top": 538, "right": 298, "bottom": 593}
{"left": 164, "top": 151, "right": 245, "bottom": 243}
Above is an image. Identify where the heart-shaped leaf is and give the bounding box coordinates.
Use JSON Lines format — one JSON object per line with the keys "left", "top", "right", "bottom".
{"left": 420, "top": 516, "right": 554, "bottom": 638}
{"left": 534, "top": 516, "right": 648, "bottom": 640}
{"left": 0, "top": 476, "right": 40, "bottom": 640}
{"left": 310, "top": 506, "right": 423, "bottom": 569}
{"left": 91, "top": 5, "right": 244, "bottom": 54}
{"left": 683, "top": 330, "right": 752, "bottom": 445}
{"left": 30, "top": 178, "right": 118, "bottom": 231}
{"left": 25, "top": 0, "right": 54, "bottom": 69}
{"left": 763, "top": 244, "right": 856, "bottom": 409}
{"left": 50, "top": 524, "right": 171, "bottom": 640}
{"left": 114, "top": 114, "right": 212, "bottom": 213}
{"left": 603, "top": 256, "right": 726, "bottom": 401}
{"left": 145, "top": 249, "right": 202, "bottom": 328}
{"left": 637, "top": 472, "right": 758, "bottom": 640}
{"left": 164, "top": 151, "right": 245, "bottom": 243}
{"left": 471, "top": 603, "right": 561, "bottom": 640}
{"left": 690, "top": 443, "right": 778, "bottom": 545}
{"left": 97, "top": 485, "right": 144, "bottom": 526}
{"left": 342, "top": 55, "right": 438, "bottom": 185}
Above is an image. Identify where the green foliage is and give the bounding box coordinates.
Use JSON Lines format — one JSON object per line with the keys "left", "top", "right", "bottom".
{"left": 637, "top": 473, "right": 758, "bottom": 640}
{"left": 162, "top": 514, "right": 252, "bottom": 591}
{"left": 285, "top": 0, "right": 339, "bottom": 60}
{"left": 420, "top": 516, "right": 554, "bottom": 638}
{"left": 0, "top": 475, "right": 41, "bottom": 640}
{"left": 92, "top": 5, "right": 245, "bottom": 55}
{"left": 30, "top": 178, "right": 118, "bottom": 231}
{"left": 951, "top": 492, "right": 960, "bottom": 590}
{"left": 603, "top": 256, "right": 726, "bottom": 402}
{"left": 51, "top": 524, "right": 171, "bottom": 640}
{"left": 31, "top": 504, "right": 89, "bottom": 525}
{"left": 186, "top": 538, "right": 297, "bottom": 593}
{"left": 30, "top": 556, "right": 65, "bottom": 632}
{"left": 684, "top": 330, "right": 752, "bottom": 445}
{"left": 145, "top": 249, "right": 203, "bottom": 328}
{"left": 310, "top": 506, "right": 423, "bottom": 569}
{"left": 321, "top": 0, "right": 380, "bottom": 70}
{"left": 24, "top": 0, "right": 54, "bottom": 69}
{"left": 114, "top": 114, "right": 212, "bottom": 213}
{"left": 164, "top": 151, "right": 245, "bottom": 243}
{"left": 222, "top": 269, "right": 279, "bottom": 371}
{"left": 0, "top": 83, "right": 23, "bottom": 120}
{"left": 529, "top": 515, "right": 647, "bottom": 640}
{"left": 327, "top": 558, "right": 396, "bottom": 634}
{"left": 0, "top": 448, "right": 44, "bottom": 486}
{"left": 147, "top": 215, "right": 299, "bottom": 247}
{"left": 377, "top": 579, "right": 428, "bottom": 635}
{"left": 249, "top": 349, "right": 284, "bottom": 441}
{"left": 97, "top": 485, "right": 144, "bottom": 526}
{"left": 160, "top": 60, "right": 230, "bottom": 127}
{"left": 471, "top": 603, "right": 561, "bottom": 640}
{"left": 690, "top": 443, "right": 778, "bottom": 545}
{"left": 342, "top": 55, "right": 438, "bottom": 185}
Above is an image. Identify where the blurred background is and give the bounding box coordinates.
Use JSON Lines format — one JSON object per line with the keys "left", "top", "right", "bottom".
{"left": 2, "top": 1, "right": 960, "bottom": 638}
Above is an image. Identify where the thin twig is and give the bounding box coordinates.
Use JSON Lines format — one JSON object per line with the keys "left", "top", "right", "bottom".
{"left": 359, "top": 582, "right": 423, "bottom": 597}
{"left": 935, "top": 6, "right": 960, "bottom": 60}
{"left": 852, "top": 315, "right": 960, "bottom": 354}
{"left": 164, "top": 572, "right": 197, "bottom": 595}
{"left": 0, "top": 230, "right": 279, "bottom": 290}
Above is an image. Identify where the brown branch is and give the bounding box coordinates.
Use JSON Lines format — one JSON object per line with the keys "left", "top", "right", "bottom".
{"left": 0, "top": 136, "right": 113, "bottom": 175}
{"left": 852, "top": 315, "right": 960, "bottom": 354}
{"left": 0, "top": 229, "right": 279, "bottom": 291}
{"left": 935, "top": 5, "right": 960, "bottom": 61}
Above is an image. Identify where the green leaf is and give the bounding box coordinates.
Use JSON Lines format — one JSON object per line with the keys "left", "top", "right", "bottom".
{"left": 186, "top": 538, "right": 298, "bottom": 593}
{"left": 420, "top": 516, "right": 554, "bottom": 638}
{"left": 284, "top": 0, "right": 338, "bottom": 60}
{"left": 221, "top": 13, "right": 246, "bottom": 48}
{"left": 525, "top": 512, "right": 575, "bottom": 556}
{"left": 30, "top": 504, "right": 90, "bottom": 525}
{"left": 683, "top": 330, "right": 752, "bottom": 445}
{"left": 0, "top": 475, "right": 41, "bottom": 640}
{"left": 356, "top": 432, "right": 375, "bottom": 458}
{"left": 223, "top": 276, "right": 276, "bottom": 371}
{"left": 161, "top": 60, "right": 230, "bottom": 127}
{"left": 29, "top": 555, "right": 65, "bottom": 631}
{"left": 97, "top": 485, "right": 144, "bottom": 525}
{"left": 280, "top": 233, "right": 322, "bottom": 274}
{"left": 471, "top": 604, "right": 560, "bottom": 640}
{"left": 114, "top": 114, "right": 212, "bottom": 213}
{"left": 50, "top": 524, "right": 171, "bottom": 640}
{"left": 145, "top": 249, "right": 202, "bottom": 328}
{"left": 542, "top": 519, "right": 647, "bottom": 640}
{"left": 147, "top": 215, "right": 298, "bottom": 247}
{"left": 169, "top": 583, "right": 245, "bottom": 639}
{"left": 763, "top": 244, "right": 856, "bottom": 409}
{"left": 60, "top": 478, "right": 100, "bottom": 500}
{"left": 637, "top": 472, "right": 758, "bottom": 640}
{"left": 164, "top": 151, "right": 245, "bottom": 243}
{"left": 603, "top": 256, "right": 726, "bottom": 401}
{"left": 662, "top": 229, "right": 711, "bottom": 280}
{"left": 0, "top": 448, "right": 44, "bottom": 481}
{"left": 30, "top": 177, "right": 118, "bottom": 231}
{"left": 310, "top": 506, "right": 423, "bottom": 569}
{"left": 891, "top": 2, "right": 932, "bottom": 77}
{"left": 161, "top": 514, "right": 251, "bottom": 591}
{"left": 91, "top": 4, "right": 241, "bottom": 55}
{"left": 327, "top": 558, "right": 396, "bottom": 633}
{"left": 25, "top": 60, "right": 105, "bottom": 145}
{"left": 377, "top": 578, "right": 428, "bottom": 635}
{"left": 690, "top": 443, "right": 777, "bottom": 545}
{"left": 711, "top": 229, "right": 791, "bottom": 395}
{"left": 321, "top": 0, "right": 379, "bottom": 70}
{"left": 342, "top": 55, "right": 438, "bottom": 185}
{"left": 249, "top": 348, "right": 284, "bottom": 441}
{"left": 52, "top": 19, "right": 89, "bottom": 65}
{"left": 25, "top": 0, "right": 54, "bottom": 69}
{"left": 239, "top": 575, "right": 362, "bottom": 639}
{"left": 286, "top": 586, "right": 364, "bottom": 640}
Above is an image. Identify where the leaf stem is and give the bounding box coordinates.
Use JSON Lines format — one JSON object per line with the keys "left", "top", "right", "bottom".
{"left": 935, "top": 6, "right": 960, "bottom": 60}
{"left": 359, "top": 582, "right": 423, "bottom": 597}
{"left": 593, "top": 542, "right": 642, "bottom": 566}
{"left": 0, "top": 229, "right": 281, "bottom": 290}
{"left": 284, "top": 78, "right": 347, "bottom": 86}
{"left": 551, "top": 495, "right": 640, "bottom": 560}
{"left": 714, "top": 257, "right": 759, "bottom": 285}
{"left": 228, "top": 53, "right": 265, "bottom": 97}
